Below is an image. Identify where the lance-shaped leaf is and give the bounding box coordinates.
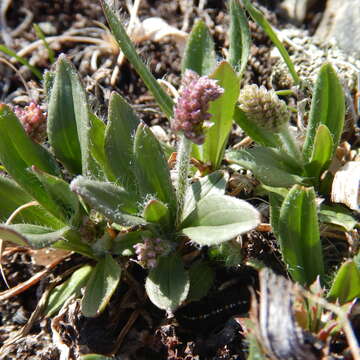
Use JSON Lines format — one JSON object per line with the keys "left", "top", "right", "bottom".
{"left": 278, "top": 185, "right": 324, "bottom": 285}
{"left": 81, "top": 254, "right": 121, "bottom": 317}
{"left": 0, "top": 175, "right": 62, "bottom": 227}
{"left": 101, "top": 0, "right": 174, "bottom": 118}
{"left": 327, "top": 257, "right": 360, "bottom": 304}
{"left": 89, "top": 112, "right": 113, "bottom": 180}
{"left": 202, "top": 62, "right": 240, "bottom": 169}
{"left": 233, "top": 106, "right": 281, "bottom": 148}
{"left": 47, "top": 55, "right": 91, "bottom": 175}
{"left": 0, "top": 107, "right": 70, "bottom": 220}
{"left": 183, "top": 170, "right": 228, "bottom": 221}
{"left": 46, "top": 265, "right": 93, "bottom": 317}
{"left": 145, "top": 253, "right": 190, "bottom": 312}
{"left": 180, "top": 194, "right": 260, "bottom": 246}
{"left": 264, "top": 186, "right": 288, "bottom": 238}
{"left": 228, "top": 0, "right": 251, "bottom": 76}
{"left": 0, "top": 104, "right": 59, "bottom": 175}
{"left": 104, "top": 92, "right": 139, "bottom": 191}
{"left": 181, "top": 19, "right": 216, "bottom": 76}
{"left": 32, "top": 166, "right": 80, "bottom": 225}
{"left": 0, "top": 45, "right": 43, "bottom": 80}
{"left": 0, "top": 224, "right": 70, "bottom": 248}
{"left": 303, "top": 63, "right": 345, "bottom": 161}
{"left": 133, "top": 123, "right": 177, "bottom": 217}
{"left": 242, "top": 0, "right": 300, "bottom": 84}
{"left": 305, "top": 124, "right": 333, "bottom": 183}
{"left": 227, "top": 147, "right": 305, "bottom": 188}
{"left": 70, "top": 176, "right": 144, "bottom": 226}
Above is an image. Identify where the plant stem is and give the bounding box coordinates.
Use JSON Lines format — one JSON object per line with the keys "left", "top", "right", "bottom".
{"left": 175, "top": 134, "right": 192, "bottom": 227}
{"left": 278, "top": 125, "right": 303, "bottom": 164}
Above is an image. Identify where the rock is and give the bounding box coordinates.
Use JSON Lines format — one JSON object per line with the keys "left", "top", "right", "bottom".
{"left": 315, "top": 0, "right": 360, "bottom": 57}
{"left": 280, "top": 0, "right": 318, "bottom": 24}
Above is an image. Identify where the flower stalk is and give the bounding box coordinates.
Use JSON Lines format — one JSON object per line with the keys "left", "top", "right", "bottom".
{"left": 174, "top": 134, "right": 192, "bottom": 226}
{"left": 171, "top": 69, "right": 224, "bottom": 226}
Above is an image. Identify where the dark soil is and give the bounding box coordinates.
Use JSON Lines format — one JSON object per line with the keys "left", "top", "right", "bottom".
{"left": 0, "top": 0, "right": 357, "bottom": 359}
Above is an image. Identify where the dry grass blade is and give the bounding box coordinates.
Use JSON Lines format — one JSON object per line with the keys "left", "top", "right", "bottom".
{"left": 0, "top": 252, "right": 70, "bottom": 302}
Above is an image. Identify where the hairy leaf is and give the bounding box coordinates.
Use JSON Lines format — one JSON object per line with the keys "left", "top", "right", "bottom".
{"left": 145, "top": 253, "right": 189, "bottom": 312}
{"left": 81, "top": 254, "right": 121, "bottom": 317}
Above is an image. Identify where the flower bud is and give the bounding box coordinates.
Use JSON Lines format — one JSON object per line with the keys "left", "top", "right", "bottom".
{"left": 239, "top": 84, "right": 289, "bottom": 133}
{"left": 14, "top": 101, "right": 47, "bottom": 143}
{"left": 133, "top": 237, "right": 170, "bottom": 269}
{"left": 172, "top": 69, "right": 224, "bottom": 144}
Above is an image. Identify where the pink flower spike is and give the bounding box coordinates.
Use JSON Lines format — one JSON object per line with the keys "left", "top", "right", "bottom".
{"left": 171, "top": 70, "right": 224, "bottom": 144}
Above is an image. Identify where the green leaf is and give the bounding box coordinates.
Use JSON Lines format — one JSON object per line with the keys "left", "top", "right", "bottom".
{"left": 81, "top": 254, "right": 121, "bottom": 317}
{"left": 228, "top": 0, "right": 251, "bottom": 76}
{"left": 233, "top": 107, "right": 281, "bottom": 148}
{"left": 33, "top": 24, "right": 55, "bottom": 64}
{"left": 183, "top": 170, "right": 228, "bottom": 221}
{"left": 43, "top": 70, "right": 55, "bottom": 100}
{"left": 104, "top": 92, "right": 139, "bottom": 190}
{"left": 181, "top": 194, "right": 260, "bottom": 246}
{"left": 70, "top": 176, "right": 144, "bottom": 226}
{"left": 0, "top": 104, "right": 59, "bottom": 175}
{"left": 266, "top": 186, "right": 288, "bottom": 238}
{"left": 244, "top": 319, "right": 267, "bottom": 360}
{"left": 101, "top": 0, "right": 174, "bottom": 118}
{"left": 187, "top": 261, "right": 214, "bottom": 302}
{"left": 0, "top": 224, "right": 70, "bottom": 248}
{"left": 278, "top": 185, "right": 324, "bottom": 285}
{"left": 226, "top": 147, "right": 305, "bottom": 187}
{"left": 80, "top": 354, "right": 113, "bottom": 360}
{"left": 143, "top": 199, "right": 171, "bottom": 228}
{"left": 89, "top": 112, "right": 112, "bottom": 180}
{"left": 181, "top": 19, "right": 216, "bottom": 76}
{"left": 202, "top": 62, "right": 240, "bottom": 169}
{"left": 305, "top": 124, "right": 333, "bottom": 182}
{"left": 208, "top": 241, "right": 243, "bottom": 267}
{"left": 303, "top": 63, "right": 345, "bottom": 161}
{"left": 0, "top": 106, "right": 70, "bottom": 222}
{"left": 53, "top": 229, "right": 97, "bottom": 259}
{"left": 47, "top": 55, "right": 91, "bottom": 175}
{"left": 328, "top": 258, "right": 360, "bottom": 304}
{"left": 0, "top": 44, "right": 43, "bottom": 80}
{"left": 319, "top": 204, "right": 358, "bottom": 232}
{"left": 242, "top": 0, "right": 300, "bottom": 84}
{"left": 0, "top": 175, "right": 62, "bottom": 227}
{"left": 111, "top": 230, "right": 152, "bottom": 256}
{"left": 32, "top": 166, "right": 80, "bottom": 225}
{"left": 45, "top": 265, "right": 93, "bottom": 317}
{"left": 133, "top": 123, "right": 177, "bottom": 217}
{"left": 145, "top": 253, "right": 189, "bottom": 312}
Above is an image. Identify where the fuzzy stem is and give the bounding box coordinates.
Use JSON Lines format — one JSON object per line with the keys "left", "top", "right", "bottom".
{"left": 278, "top": 125, "right": 303, "bottom": 164}
{"left": 175, "top": 134, "right": 192, "bottom": 227}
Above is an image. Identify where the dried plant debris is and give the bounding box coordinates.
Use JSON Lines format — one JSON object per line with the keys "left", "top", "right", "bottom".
{"left": 256, "top": 269, "right": 321, "bottom": 360}
{"left": 331, "top": 161, "right": 360, "bottom": 212}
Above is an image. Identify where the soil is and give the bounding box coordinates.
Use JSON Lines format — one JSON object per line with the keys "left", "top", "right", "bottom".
{"left": 0, "top": 0, "right": 358, "bottom": 359}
